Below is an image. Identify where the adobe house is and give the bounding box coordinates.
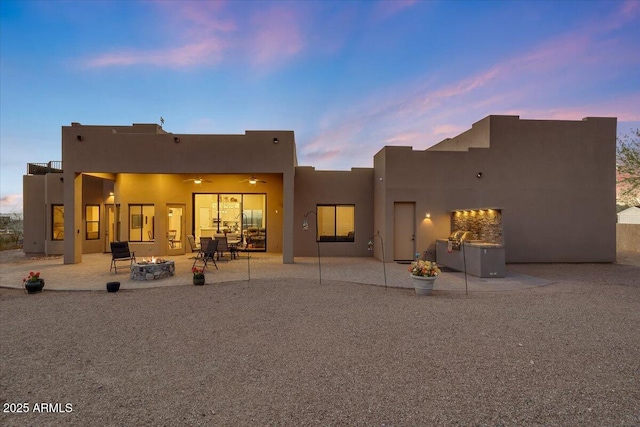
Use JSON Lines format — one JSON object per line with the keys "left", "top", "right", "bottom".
{"left": 23, "top": 115, "right": 617, "bottom": 266}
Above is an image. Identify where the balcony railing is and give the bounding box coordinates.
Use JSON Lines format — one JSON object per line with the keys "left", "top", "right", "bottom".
{"left": 27, "top": 161, "right": 63, "bottom": 175}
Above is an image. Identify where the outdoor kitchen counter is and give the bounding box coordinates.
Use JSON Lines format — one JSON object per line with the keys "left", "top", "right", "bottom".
{"left": 435, "top": 239, "right": 505, "bottom": 278}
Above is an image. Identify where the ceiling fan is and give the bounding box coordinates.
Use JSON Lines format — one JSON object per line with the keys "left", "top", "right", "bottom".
{"left": 240, "top": 175, "right": 266, "bottom": 185}
{"left": 182, "top": 176, "right": 211, "bottom": 184}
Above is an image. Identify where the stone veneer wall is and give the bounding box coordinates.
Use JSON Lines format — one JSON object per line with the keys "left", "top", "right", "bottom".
{"left": 452, "top": 209, "right": 503, "bottom": 244}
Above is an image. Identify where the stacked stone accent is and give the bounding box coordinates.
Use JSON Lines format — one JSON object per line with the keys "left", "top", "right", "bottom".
{"left": 452, "top": 209, "right": 503, "bottom": 244}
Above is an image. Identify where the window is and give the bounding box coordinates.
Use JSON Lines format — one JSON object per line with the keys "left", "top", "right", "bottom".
{"left": 85, "top": 205, "right": 100, "bottom": 240}
{"left": 52, "top": 205, "right": 64, "bottom": 240}
{"left": 129, "top": 204, "right": 155, "bottom": 242}
{"left": 317, "top": 205, "right": 355, "bottom": 242}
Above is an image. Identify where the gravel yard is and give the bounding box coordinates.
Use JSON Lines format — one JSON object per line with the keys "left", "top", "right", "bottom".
{"left": 1, "top": 263, "right": 639, "bottom": 426}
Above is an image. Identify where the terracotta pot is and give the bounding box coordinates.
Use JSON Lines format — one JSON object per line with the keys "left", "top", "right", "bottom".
{"left": 411, "top": 275, "right": 436, "bottom": 295}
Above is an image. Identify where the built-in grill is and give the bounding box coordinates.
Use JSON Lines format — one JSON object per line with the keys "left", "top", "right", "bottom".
{"left": 448, "top": 230, "right": 473, "bottom": 250}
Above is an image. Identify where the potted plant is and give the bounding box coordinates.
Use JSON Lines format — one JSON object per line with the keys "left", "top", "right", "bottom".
{"left": 192, "top": 267, "right": 205, "bottom": 286}
{"left": 23, "top": 271, "right": 44, "bottom": 294}
{"left": 408, "top": 260, "right": 441, "bottom": 295}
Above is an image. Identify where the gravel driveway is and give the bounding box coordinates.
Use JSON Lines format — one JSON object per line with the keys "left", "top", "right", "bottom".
{"left": 1, "top": 263, "right": 639, "bottom": 426}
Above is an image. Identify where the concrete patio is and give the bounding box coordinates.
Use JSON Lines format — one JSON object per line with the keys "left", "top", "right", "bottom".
{"left": 0, "top": 249, "right": 553, "bottom": 292}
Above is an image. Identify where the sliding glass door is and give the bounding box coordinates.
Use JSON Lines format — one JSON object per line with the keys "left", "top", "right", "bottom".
{"left": 194, "top": 193, "right": 266, "bottom": 250}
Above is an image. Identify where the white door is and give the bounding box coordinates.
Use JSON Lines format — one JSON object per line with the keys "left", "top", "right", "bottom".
{"left": 394, "top": 202, "right": 415, "bottom": 261}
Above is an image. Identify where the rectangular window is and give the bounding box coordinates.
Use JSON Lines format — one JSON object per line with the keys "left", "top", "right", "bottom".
{"left": 52, "top": 205, "right": 64, "bottom": 240}
{"left": 85, "top": 205, "right": 100, "bottom": 240}
{"left": 317, "top": 205, "right": 355, "bottom": 242}
{"left": 129, "top": 204, "right": 155, "bottom": 242}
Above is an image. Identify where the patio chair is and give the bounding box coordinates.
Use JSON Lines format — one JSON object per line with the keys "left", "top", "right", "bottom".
{"left": 192, "top": 239, "right": 218, "bottom": 271}
{"left": 187, "top": 234, "right": 200, "bottom": 252}
{"left": 226, "top": 232, "right": 240, "bottom": 259}
{"left": 110, "top": 241, "right": 136, "bottom": 274}
{"left": 214, "top": 234, "right": 234, "bottom": 260}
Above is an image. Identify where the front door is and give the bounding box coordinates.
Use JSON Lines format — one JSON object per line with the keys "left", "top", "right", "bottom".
{"left": 394, "top": 202, "right": 415, "bottom": 261}
{"left": 166, "top": 204, "right": 186, "bottom": 256}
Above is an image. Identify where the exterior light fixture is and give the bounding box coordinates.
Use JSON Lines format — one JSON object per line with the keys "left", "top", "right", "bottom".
{"left": 273, "top": 138, "right": 279, "bottom": 144}
{"left": 76, "top": 135, "right": 84, "bottom": 141}
{"left": 425, "top": 212, "right": 431, "bottom": 219}
{"left": 477, "top": 172, "right": 483, "bottom": 178}
{"left": 109, "top": 191, "right": 114, "bottom": 197}
{"left": 173, "top": 137, "right": 180, "bottom": 143}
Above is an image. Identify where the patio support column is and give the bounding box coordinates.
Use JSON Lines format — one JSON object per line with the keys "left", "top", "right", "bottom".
{"left": 282, "top": 169, "right": 294, "bottom": 264}
{"left": 63, "top": 172, "right": 83, "bottom": 264}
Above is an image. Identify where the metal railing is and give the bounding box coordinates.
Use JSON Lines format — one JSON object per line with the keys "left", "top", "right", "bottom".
{"left": 27, "top": 161, "right": 63, "bottom": 175}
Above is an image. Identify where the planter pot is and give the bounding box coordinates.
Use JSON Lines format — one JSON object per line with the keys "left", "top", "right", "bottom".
{"left": 411, "top": 275, "right": 436, "bottom": 296}
{"left": 193, "top": 276, "right": 205, "bottom": 286}
{"left": 106, "top": 281, "right": 120, "bottom": 292}
{"left": 25, "top": 279, "right": 44, "bottom": 294}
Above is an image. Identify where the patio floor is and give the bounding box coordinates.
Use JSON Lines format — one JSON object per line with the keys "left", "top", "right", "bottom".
{"left": 0, "top": 250, "right": 554, "bottom": 292}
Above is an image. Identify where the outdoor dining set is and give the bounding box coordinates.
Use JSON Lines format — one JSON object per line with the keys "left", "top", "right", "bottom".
{"left": 189, "top": 234, "right": 241, "bottom": 271}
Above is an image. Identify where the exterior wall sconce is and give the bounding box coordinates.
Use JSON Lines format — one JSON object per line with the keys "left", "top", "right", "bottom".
{"left": 109, "top": 191, "right": 114, "bottom": 196}
{"left": 476, "top": 172, "right": 483, "bottom": 178}
{"left": 173, "top": 137, "right": 180, "bottom": 143}
{"left": 76, "top": 135, "right": 84, "bottom": 141}
{"left": 273, "top": 138, "right": 279, "bottom": 144}
{"left": 425, "top": 212, "right": 431, "bottom": 219}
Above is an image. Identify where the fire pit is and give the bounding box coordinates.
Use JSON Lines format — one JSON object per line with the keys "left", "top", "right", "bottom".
{"left": 130, "top": 257, "right": 175, "bottom": 281}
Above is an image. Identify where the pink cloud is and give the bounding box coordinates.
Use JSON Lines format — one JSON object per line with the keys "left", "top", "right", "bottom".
{"left": 85, "top": 1, "right": 234, "bottom": 68}
{"left": 372, "top": 0, "right": 418, "bottom": 21}
{"left": 0, "top": 194, "right": 23, "bottom": 212}
{"left": 248, "top": 6, "right": 306, "bottom": 68}
{"left": 85, "top": 1, "right": 309, "bottom": 70}
{"left": 87, "top": 40, "right": 225, "bottom": 68}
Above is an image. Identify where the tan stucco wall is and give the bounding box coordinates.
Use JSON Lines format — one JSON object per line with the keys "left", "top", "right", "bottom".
{"left": 375, "top": 115, "right": 617, "bottom": 263}
{"left": 294, "top": 167, "right": 374, "bottom": 257}
{"left": 23, "top": 175, "right": 46, "bottom": 255}
{"left": 26, "top": 115, "right": 617, "bottom": 264}
{"left": 61, "top": 125, "right": 296, "bottom": 263}
{"left": 114, "top": 173, "right": 284, "bottom": 258}
{"left": 44, "top": 173, "right": 65, "bottom": 255}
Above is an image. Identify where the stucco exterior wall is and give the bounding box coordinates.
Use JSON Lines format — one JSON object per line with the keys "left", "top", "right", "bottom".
{"left": 44, "top": 173, "right": 65, "bottom": 255}
{"left": 294, "top": 167, "right": 374, "bottom": 257}
{"left": 114, "top": 173, "right": 284, "bottom": 257}
{"left": 60, "top": 125, "right": 296, "bottom": 263}
{"left": 24, "top": 115, "right": 617, "bottom": 264}
{"left": 23, "top": 175, "right": 46, "bottom": 255}
{"left": 375, "top": 115, "right": 617, "bottom": 263}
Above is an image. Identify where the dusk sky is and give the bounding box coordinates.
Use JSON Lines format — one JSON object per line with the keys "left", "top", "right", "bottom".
{"left": 1, "top": 0, "right": 639, "bottom": 213}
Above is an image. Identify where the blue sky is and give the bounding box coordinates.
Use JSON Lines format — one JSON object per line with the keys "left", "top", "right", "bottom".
{"left": 1, "top": 0, "right": 639, "bottom": 213}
